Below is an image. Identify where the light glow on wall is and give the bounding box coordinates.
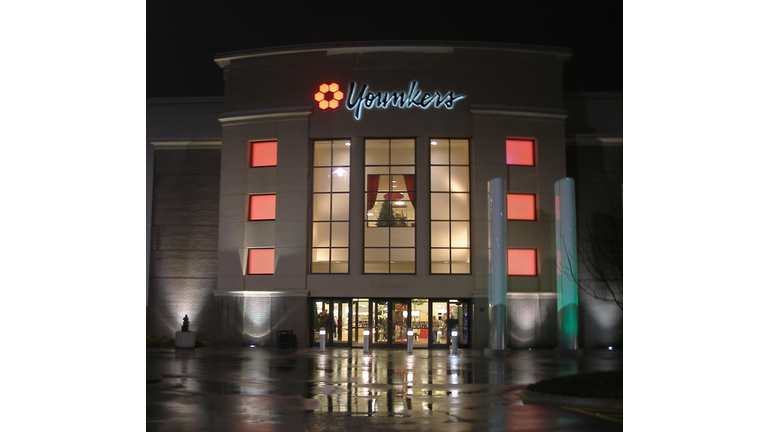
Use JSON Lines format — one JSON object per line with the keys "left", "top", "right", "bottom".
{"left": 247, "top": 248, "right": 275, "bottom": 275}
{"left": 506, "top": 194, "right": 536, "bottom": 220}
{"left": 506, "top": 139, "right": 534, "bottom": 166}
{"left": 507, "top": 249, "right": 537, "bottom": 275}
{"left": 249, "top": 194, "right": 276, "bottom": 220}
{"left": 250, "top": 141, "right": 277, "bottom": 167}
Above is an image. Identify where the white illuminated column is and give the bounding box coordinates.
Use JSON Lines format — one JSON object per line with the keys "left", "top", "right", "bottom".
{"left": 487, "top": 178, "right": 507, "bottom": 351}
{"left": 555, "top": 178, "right": 578, "bottom": 350}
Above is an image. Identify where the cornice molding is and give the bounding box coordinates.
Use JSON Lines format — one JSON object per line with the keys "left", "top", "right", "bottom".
{"left": 213, "top": 290, "right": 308, "bottom": 298}
{"left": 150, "top": 140, "right": 222, "bottom": 149}
{"left": 566, "top": 135, "right": 623, "bottom": 146}
{"left": 214, "top": 41, "right": 571, "bottom": 67}
{"left": 470, "top": 104, "right": 568, "bottom": 120}
{"left": 219, "top": 107, "right": 313, "bottom": 125}
{"left": 507, "top": 292, "right": 558, "bottom": 299}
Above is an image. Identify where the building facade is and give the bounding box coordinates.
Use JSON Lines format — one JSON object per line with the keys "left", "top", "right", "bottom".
{"left": 146, "top": 42, "right": 622, "bottom": 349}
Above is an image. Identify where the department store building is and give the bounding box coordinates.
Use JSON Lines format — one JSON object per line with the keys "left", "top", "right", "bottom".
{"left": 146, "top": 42, "right": 623, "bottom": 350}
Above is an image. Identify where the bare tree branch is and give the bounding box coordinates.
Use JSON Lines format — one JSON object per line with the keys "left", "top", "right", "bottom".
{"left": 556, "top": 195, "right": 623, "bottom": 311}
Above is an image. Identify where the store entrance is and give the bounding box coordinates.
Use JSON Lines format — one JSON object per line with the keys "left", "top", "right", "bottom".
{"left": 312, "top": 298, "right": 471, "bottom": 348}
{"left": 312, "top": 300, "right": 350, "bottom": 346}
{"left": 370, "top": 299, "right": 410, "bottom": 347}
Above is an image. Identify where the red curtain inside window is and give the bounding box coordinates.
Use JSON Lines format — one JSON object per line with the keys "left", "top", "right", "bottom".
{"left": 367, "top": 174, "right": 416, "bottom": 210}
{"left": 403, "top": 174, "right": 416, "bottom": 209}
{"left": 367, "top": 175, "right": 380, "bottom": 210}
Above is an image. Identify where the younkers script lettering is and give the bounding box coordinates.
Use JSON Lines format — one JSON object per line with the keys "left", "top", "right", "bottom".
{"left": 346, "top": 81, "right": 466, "bottom": 120}
{"left": 369, "top": 282, "right": 407, "bottom": 290}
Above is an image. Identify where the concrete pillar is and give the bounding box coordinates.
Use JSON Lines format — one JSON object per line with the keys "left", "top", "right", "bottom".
{"left": 487, "top": 178, "right": 507, "bottom": 352}
{"left": 555, "top": 178, "right": 578, "bottom": 350}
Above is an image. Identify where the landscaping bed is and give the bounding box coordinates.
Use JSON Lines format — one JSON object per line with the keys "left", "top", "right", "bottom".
{"left": 526, "top": 371, "right": 622, "bottom": 399}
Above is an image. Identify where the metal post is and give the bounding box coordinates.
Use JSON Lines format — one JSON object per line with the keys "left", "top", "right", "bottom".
{"left": 451, "top": 328, "right": 458, "bottom": 355}
{"left": 406, "top": 327, "right": 413, "bottom": 354}
{"left": 363, "top": 328, "right": 370, "bottom": 353}
{"left": 319, "top": 327, "right": 326, "bottom": 352}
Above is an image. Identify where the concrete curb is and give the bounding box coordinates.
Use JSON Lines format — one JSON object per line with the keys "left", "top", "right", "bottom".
{"left": 520, "top": 388, "right": 622, "bottom": 409}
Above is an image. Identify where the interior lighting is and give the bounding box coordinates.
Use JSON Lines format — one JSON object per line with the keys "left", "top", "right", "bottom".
{"left": 431, "top": 141, "right": 438, "bottom": 146}
{"left": 345, "top": 142, "right": 351, "bottom": 146}
{"left": 332, "top": 168, "right": 347, "bottom": 177}
{"left": 367, "top": 212, "right": 374, "bottom": 216}
{"left": 394, "top": 201, "right": 405, "bottom": 205}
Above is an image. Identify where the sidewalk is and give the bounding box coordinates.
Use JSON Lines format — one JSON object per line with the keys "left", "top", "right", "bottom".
{"left": 147, "top": 346, "right": 622, "bottom": 431}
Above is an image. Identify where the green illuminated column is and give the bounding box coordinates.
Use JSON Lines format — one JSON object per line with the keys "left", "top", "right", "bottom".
{"left": 555, "top": 178, "right": 578, "bottom": 350}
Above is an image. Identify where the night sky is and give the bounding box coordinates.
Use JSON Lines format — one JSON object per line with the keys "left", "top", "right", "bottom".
{"left": 147, "top": 1, "right": 622, "bottom": 98}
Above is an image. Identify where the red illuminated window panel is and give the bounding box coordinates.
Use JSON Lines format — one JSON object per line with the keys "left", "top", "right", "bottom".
{"left": 507, "top": 249, "right": 537, "bottom": 276}
{"left": 506, "top": 139, "right": 535, "bottom": 166}
{"left": 249, "top": 194, "right": 276, "bottom": 220}
{"left": 250, "top": 141, "right": 277, "bottom": 167}
{"left": 247, "top": 248, "right": 275, "bottom": 275}
{"left": 507, "top": 194, "right": 536, "bottom": 220}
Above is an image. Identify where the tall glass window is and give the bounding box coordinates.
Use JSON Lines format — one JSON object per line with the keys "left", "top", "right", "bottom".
{"left": 430, "top": 138, "right": 470, "bottom": 274}
{"left": 311, "top": 139, "right": 350, "bottom": 273}
{"left": 364, "top": 138, "right": 416, "bottom": 274}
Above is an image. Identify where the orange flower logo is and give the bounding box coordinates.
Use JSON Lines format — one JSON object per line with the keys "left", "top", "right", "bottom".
{"left": 314, "top": 83, "right": 344, "bottom": 110}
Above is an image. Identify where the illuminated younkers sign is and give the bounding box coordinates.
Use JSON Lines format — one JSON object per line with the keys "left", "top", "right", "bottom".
{"left": 344, "top": 81, "right": 466, "bottom": 120}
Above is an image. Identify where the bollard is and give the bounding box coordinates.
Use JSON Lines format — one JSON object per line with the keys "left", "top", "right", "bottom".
{"left": 363, "top": 328, "right": 370, "bottom": 353}
{"left": 406, "top": 327, "right": 413, "bottom": 354}
{"left": 451, "top": 328, "right": 458, "bottom": 355}
{"left": 319, "top": 327, "right": 326, "bottom": 352}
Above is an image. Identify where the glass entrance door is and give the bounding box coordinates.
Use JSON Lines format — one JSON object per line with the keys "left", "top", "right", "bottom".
{"left": 312, "top": 299, "right": 351, "bottom": 346}
{"left": 351, "top": 298, "right": 369, "bottom": 348}
{"left": 430, "top": 299, "right": 471, "bottom": 347}
{"left": 330, "top": 300, "right": 350, "bottom": 344}
{"left": 392, "top": 300, "right": 409, "bottom": 345}
{"left": 432, "top": 301, "right": 449, "bottom": 345}
{"left": 372, "top": 300, "right": 389, "bottom": 345}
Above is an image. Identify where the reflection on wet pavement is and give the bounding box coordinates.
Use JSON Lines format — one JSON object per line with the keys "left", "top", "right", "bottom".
{"left": 147, "top": 347, "right": 622, "bottom": 431}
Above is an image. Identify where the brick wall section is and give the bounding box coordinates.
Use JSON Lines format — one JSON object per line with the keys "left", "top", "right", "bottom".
{"left": 147, "top": 148, "right": 221, "bottom": 341}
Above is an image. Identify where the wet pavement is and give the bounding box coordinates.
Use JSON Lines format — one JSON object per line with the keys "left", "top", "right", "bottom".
{"left": 147, "top": 346, "right": 622, "bottom": 431}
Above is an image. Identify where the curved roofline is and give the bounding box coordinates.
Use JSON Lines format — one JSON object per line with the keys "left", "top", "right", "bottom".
{"left": 214, "top": 41, "right": 571, "bottom": 67}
